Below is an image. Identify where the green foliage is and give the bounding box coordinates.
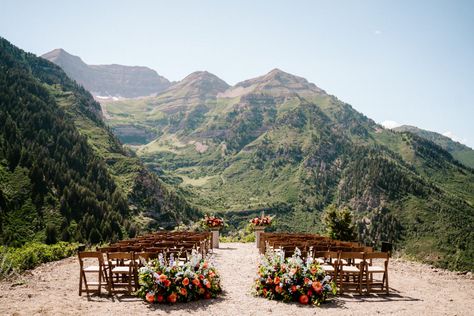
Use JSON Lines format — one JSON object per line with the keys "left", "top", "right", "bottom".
{"left": 0, "top": 242, "right": 78, "bottom": 278}
{"left": 0, "top": 37, "right": 198, "bottom": 249}
{"left": 322, "top": 205, "right": 357, "bottom": 241}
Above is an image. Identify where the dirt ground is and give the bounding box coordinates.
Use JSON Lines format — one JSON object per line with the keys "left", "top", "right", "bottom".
{"left": 0, "top": 242, "right": 473, "bottom": 315}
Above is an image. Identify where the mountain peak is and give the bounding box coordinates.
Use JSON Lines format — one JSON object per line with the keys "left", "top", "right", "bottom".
{"left": 181, "top": 71, "right": 227, "bottom": 85}
{"left": 166, "top": 71, "right": 230, "bottom": 97}
{"left": 221, "top": 68, "right": 324, "bottom": 98}
{"left": 42, "top": 48, "right": 85, "bottom": 66}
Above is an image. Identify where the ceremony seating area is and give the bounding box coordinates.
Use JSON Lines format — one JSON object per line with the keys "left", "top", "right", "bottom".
{"left": 78, "top": 231, "right": 212, "bottom": 296}
{"left": 260, "top": 232, "right": 389, "bottom": 295}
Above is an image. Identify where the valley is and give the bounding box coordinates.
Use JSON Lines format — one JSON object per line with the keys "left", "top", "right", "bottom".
{"left": 0, "top": 39, "right": 472, "bottom": 272}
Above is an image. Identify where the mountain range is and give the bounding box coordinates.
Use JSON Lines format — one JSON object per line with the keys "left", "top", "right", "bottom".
{"left": 1, "top": 42, "right": 473, "bottom": 271}
{"left": 42, "top": 49, "right": 170, "bottom": 98}
{"left": 91, "top": 62, "right": 473, "bottom": 271}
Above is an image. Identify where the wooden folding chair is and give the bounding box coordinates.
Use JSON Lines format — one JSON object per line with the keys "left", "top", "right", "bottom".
{"left": 106, "top": 252, "right": 137, "bottom": 294}
{"left": 337, "top": 252, "right": 365, "bottom": 295}
{"left": 313, "top": 251, "right": 339, "bottom": 279}
{"left": 135, "top": 251, "right": 159, "bottom": 267}
{"left": 364, "top": 252, "right": 389, "bottom": 294}
{"left": 78, "top": 251, "right": 109, "bottom": 296}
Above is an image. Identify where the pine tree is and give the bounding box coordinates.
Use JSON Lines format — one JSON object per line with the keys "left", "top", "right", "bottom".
{"left": 322, "top": 204, "right": 357, "bottom": 241}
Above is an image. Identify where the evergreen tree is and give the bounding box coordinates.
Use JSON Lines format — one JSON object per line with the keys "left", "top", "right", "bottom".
{"left": 322, "top": 205, "right": 357, "bottom": 241}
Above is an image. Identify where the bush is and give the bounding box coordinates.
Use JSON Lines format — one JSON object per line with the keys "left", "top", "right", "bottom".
{"left": 0, "top": 242, "right": 78, "bottom": 279}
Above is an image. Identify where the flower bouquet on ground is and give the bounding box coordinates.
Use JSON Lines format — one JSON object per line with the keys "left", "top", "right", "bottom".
{"left": 203, "top": 215, "right": 224, "bottom": 230}
{"left": 254, "top": 248, "right": 337, "bottom": 306}
{"left": 250, "top": 214, "right": 273, "bottom": 227}
{"left": 137, "top": 250, "right": 222, "bottom": 304}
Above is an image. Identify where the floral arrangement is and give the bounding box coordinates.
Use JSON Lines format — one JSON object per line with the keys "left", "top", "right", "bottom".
{"left": 203, "top": 215, "right": 224, "bottom": 229}
{"left": 137, "top": 250, "right": 222, "bottom": 304}
{"left": 254, "top": 248, "right": 337, "bottom": 305}
{"left": 250, "top": 214, "right": 273, "bottom": 227}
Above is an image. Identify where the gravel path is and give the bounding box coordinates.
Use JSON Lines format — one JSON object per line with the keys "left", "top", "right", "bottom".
{"left": 0, "top": 242, "right": 473, "bottom": 315}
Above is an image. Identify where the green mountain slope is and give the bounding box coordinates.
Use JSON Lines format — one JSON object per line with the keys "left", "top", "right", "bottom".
{"left": 0, "top": 38, "right": 197, "bottom": 247}
{"left": 102, "top": 68, "right": 474, "bottom": 271}
{"left": 393, "top": 125, "right": 474, "bottom": 169}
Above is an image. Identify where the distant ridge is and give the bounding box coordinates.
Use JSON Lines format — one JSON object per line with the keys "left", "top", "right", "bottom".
{"left": 42, "top": 48, "right": 170, "bottom": 98}
{"left": 394, "top": 125, "right": 474, "bottom": 168}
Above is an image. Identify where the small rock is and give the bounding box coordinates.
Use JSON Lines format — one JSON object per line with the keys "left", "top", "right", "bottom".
{"left": 27, "top": 294, "right": 32, "bottom": 298}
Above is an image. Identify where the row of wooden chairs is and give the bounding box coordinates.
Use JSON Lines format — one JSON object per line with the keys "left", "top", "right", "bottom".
{"left": 273, "top": 247, "right": 389, "bottom": 295}
{"left": 263, "top": 233, "right": 389, "bottom": 295}
{"left": 260, "top": 232, "right": 366, "bottom": 254}
{"left": 79, "top": 231, "right": 212, "bottom": 296}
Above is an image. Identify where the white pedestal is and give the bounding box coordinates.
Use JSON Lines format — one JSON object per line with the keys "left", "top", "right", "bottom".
{"left": 211, "top": 229, "right": 220, "bottom": 249}
{"left": 254, "top": 226, "right": 265, "bottom": 249}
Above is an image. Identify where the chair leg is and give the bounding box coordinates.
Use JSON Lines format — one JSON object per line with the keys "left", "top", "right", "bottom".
{"left": 98, "top": 268, "right": 102, "bottom": 296}
{"left": 85, "top": 272, "right": 91, "bottom": 295}
{"left": 103, "top": 268, "right": 111, "bottom": 295}
{"left": 358, "top": 273, "right": 362, "bottom": 295}
{"left": 366, "top": 272, "right": 370, "bottom": 294}
{"left": 79, "top": 271, "right": 83, "bottom": 296}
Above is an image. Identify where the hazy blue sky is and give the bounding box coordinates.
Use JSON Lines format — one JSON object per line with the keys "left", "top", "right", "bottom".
{"left": 1, "top": 0, "right": 473, "bottom": 148}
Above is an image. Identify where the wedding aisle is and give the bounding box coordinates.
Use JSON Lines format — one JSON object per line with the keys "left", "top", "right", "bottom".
{"left": 0, "top": 243, "right": 473, "bottom": 315}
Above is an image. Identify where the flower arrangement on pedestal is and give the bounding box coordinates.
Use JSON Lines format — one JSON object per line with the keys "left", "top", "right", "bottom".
{"left": 203, "top": 215, "right": 224, "bottom": 229}
{"left": 254, "top": 248, "right": 337, "bottom": 306}
{"left": 250, "top": 214, "right": 273, "bottom": 227}
{"left": 137, "top": 250, "right": 222, "bottom": 304}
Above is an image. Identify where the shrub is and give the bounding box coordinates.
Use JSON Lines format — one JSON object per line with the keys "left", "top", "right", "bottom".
{"left": 0, "top": 242, "right": 78, "bottom": 279}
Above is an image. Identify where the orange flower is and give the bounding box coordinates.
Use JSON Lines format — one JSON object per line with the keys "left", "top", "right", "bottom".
{"left": 203, "top": 262, "right": 208, "bottom": 269}
{"left": 145, "top": 292, "right": 155, "bottom": 303}
{"left": 310, "top": 267, "right": 318, "bottom": 275}
{"left": 274, "top": 276, "right": 281, "bottom": 284}
{"left": 312, "top": 281, "right": 322, "bottom": 294}
{"left": 159, "top": 274, "right": 167, "bottom": 282}
{"left": 304, "top": 277, "right": 310, "bottom": 285}
{"left": 163, "top": 279, "right": 171, "bottom": 287}
{"left": 180, "top": 287, "right": 188, "bottom": 296}
{"left": 205, "top": 281, "right": 211, "bottom": 289}
{"left": 199, "top": 274, "right": 205, "bottom": 280}
{"left": 198, "top": 287, "right": 205, "bottom": 295}
{"left": 266, "top": 277, "right": 273, "bottom": 284}
{"left": 299, "top": 294, "right": 309, "bottom": 305}
{"left": 275, "top": 285, "right": 282, "bottom": 293}
{"left": 192, "top": 278, "right": 200, "bottom": 286}
{"left": 167, "top": 293, "right": 177, "bottom": 303}
{"left": 182, "top": 277, "right": 189, "bottom": 286}
{"left": 291, "top": 285, "right": 297, "bottom": 293}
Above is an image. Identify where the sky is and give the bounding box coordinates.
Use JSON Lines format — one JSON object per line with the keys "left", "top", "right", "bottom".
{"left": 1, "top": 0, "right": 473, "bottom": 148}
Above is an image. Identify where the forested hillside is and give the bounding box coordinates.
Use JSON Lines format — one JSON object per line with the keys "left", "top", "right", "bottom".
{"left": 393, "top": 125, "right": 474, "bottom": 169}
{"left": 0, "top": 38, "right": 197, "bottom": 248}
